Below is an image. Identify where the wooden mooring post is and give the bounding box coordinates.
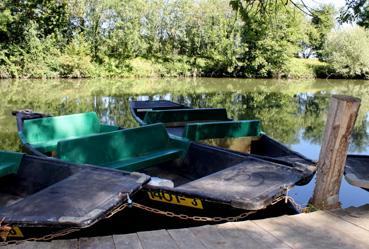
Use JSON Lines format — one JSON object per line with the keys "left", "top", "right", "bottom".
{"left": 311, "top": 95, "right": 361, "bottom": 210}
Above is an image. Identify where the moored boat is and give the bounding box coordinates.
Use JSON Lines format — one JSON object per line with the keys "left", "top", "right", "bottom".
{"left": 345, "top": 154, "right": 369, "bottom": 191}
{"left": 0, "top": 151, "right": 149, "bottom": 241}
{"left": 129, "top": 100, "right": 316, "bottom": 174}
{"left": 54, "top": 123, "right": 312, "bottom": 215}
{"left": 12, "top": 110, "right": 313, "bottom": 226}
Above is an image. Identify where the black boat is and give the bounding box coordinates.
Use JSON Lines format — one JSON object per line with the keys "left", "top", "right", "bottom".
{"left": 12, "top": 110, "right": 312, "bottom": 231}
{"left": 345, "top": 154, "right": 369, "bottom": 191}
{"left": 130, "top": 100, "right": 316, "bottom": 171}
{"left": 0, "top": 151, "right": 149, "bottom": 241}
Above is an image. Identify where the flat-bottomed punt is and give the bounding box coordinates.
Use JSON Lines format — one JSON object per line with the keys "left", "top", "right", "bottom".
{"left": 54, "top": 124, "right": 312, "bottom": 216}
{"left": 0, "top": 151, "right": 149, "bottom": 241}
{"left": 129, "top": 100, "right": 316, "bottom": 171}
{"left": 12, "top": 110, "right": 315, "bottom": 225}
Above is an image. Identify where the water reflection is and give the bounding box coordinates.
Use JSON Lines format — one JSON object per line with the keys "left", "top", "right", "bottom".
{"left": 0, "top": 78, "right": 368, "bottom": 207}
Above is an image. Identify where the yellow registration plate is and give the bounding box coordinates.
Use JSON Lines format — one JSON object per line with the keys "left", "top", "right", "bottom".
{"left": 147, "top": 191, "right": 203, "bottom": 209}
{"left": 7, "top": 227, "right": 24, "bottom": 238}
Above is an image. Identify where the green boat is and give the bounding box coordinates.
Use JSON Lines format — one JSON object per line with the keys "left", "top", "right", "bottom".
{"left": 0, "top": 150, "right": 149, "bottom": 241}
{"left": 13, "top": 110, "right": 313, "bottom": 227}
{"left": 129, "top": 100, "right": 316, "bottom": 171}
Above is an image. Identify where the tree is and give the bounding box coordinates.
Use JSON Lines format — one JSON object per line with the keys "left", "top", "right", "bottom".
{"left": 306, "top": 4, "right": 335, "bottom": 58}
{"left": 323, "top": 26, "right": 369, "bottom": 78}
{"left": 233, "top": 1, "right": 306, "bottom": 77}
{"left": 230, "top": 0, "right": 315, "bottom": 18}
{"left": 0, "top": 0, "right": 70, "bottom": 43}
{"left": 339, "top": 0, "right": 369, "bottom": 28}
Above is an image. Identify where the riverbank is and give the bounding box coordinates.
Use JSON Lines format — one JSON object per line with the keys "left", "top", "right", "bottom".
{"left": 0, "top": 57, "right": 333, "bottom": 80}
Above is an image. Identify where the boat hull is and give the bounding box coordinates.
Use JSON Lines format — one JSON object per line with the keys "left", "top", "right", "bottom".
{"left": 345, "top": 154, "right": 369, "bottom": 192}
{"left": 3, "top": 188, "right": 297, "bottom": 242}
{"left": 129, "top": 100, "right": 316, "bottom": 178}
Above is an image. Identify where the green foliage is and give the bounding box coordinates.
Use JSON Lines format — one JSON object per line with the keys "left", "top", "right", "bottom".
{"left": 303, "top": 4, "right": 335, "bottom": 59}
{"left": 0, "top": 0, "right": 363, "bottom": 79}
{"left": 283, "top": 58, "right": 329, "bottom": 79}
{"left": 231, "top": 1, "right": 307, "bottom": 77}
{"left": 339, "top": 0, "right": 369, "bottom": 28}
{"left": 57, "top": 35, "right": 96, "bottom": 78}
{"left": 0, "top": 0, "right": 70, "bottom": 43}
{"left": 0, "top": 22, "right": 61, "bottom": 79}
{"left": 323, "top": 27, "right": 369, "bottom": 79}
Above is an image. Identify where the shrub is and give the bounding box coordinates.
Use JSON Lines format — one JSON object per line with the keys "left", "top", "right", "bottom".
{"left": 57, "top": 35, "right": 97, "bottom": 78}
{"left": 323, "top": 27, "right": 369, "bottom": 78}
{"left": 283, "top": 58, "right": 329, "bottom": 79}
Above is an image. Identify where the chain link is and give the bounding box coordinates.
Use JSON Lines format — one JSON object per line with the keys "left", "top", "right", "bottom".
{"left": 0, "top": 227, "right": 80, "bottom": 247}
{"left": 132, "top": 202, "right": 257, "bottom": 223}
{"left": 0, "top": 202, "right": 131, "bottom": 246}
{"left": 0, "top": 194, "right": 302, "bottom": 247}
{"left": 105, "top": 203, "right": 128, "bottom": 219}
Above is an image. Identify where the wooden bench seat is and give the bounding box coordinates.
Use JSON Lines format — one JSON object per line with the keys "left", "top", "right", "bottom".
{"left": 56, "top": 124, "right": 189, "bottom": 172}
{"left": 143, "top": 108, "right": 230, "bottom": 125}
{"left": 19, "top": 112, "right": 119, "bottom": 153}
{"left": 182, "top": 120, "right": 261, "bottom": 141}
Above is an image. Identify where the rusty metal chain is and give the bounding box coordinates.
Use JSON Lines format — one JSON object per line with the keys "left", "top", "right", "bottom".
{"left": 132, "top": 202, "right": 257, "bottom": 223}
{"left": 0, "top": 193, "right": 303, "bottom": 247}
{"left": 270, "top": 191, "right": 305, "bottom": 213}
{"left": 0, "top": 227, "right": 80, "bottom": 247}
{"left": 0, "top": 202, "right": 131, "bottom": 246}
{"left": 105, "top": 203, "right": 128, "bottom": 219}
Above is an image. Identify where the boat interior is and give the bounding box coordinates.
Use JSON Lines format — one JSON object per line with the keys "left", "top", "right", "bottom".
{"left": 0, "top": 154, "right": 78, "bottom": 209}
{"left": 0, "top": 153, "right": 149, "bottom": 226}
{"left": 56, "top": 128, "right": 307, "bottom": 210}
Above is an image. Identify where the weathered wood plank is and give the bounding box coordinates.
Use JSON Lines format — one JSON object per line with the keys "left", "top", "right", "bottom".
{"left": 79, "top": 236, "right": 115, "bottom": 249}
{"left": 0, "top": 239, "right": 78, "bottom": 249}
{"left": 167, "top": 228, "right": 207, "bottom": 249}
{"left": 330, "top": 205, "right": 369, "bottom": 231}
{"left": 177, "top": 159, "right": 303, "bottom": 210}
{"left": 36, "top": 239, "right": 78, "bottom": 249}
{"left": 256, "top": 211, "right": 369, "bottom": 249}
{"left": 304, "top": 211, "right": 369, "bottom": 246}
{"left": 137, "top": 229, "right": 179, "bottom": 249}
{"left": 255, "top": 214, "right": 350, "bottom": 249}
{"left": 113, "top": 233, "right": 143, "bottom": 249}
{"left": 4, "top": 205, "right": 369, "bottom": 249}
{"left": 311, "top": 95, "right": 361, "bottom": 209}
{"left": 188, "top": 225, "right": 234, "bottom": 249}
{"left": 3, "top": 241, "right": 38, "bottom": 249}
{"left": 215, "top": 222, "right": 267, "bottom": 249}
{"left": 234, "top": 220, "right": 292, "bottom": 249}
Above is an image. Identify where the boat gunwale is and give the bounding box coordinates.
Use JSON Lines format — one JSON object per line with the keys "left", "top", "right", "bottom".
{"left": 345, "top": 154, "right": 369, "bottom": 190}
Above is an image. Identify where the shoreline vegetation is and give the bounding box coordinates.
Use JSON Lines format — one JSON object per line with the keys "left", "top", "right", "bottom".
{"left": 1, "top": 1, "right": 369, "bottom": 80}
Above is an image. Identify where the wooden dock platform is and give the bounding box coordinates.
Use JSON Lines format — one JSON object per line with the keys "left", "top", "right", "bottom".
{"left": 3, "top": 204, "right": 369, "bottom": 249}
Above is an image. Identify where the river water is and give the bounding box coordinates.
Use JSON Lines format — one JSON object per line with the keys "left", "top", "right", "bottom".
{"left": 1, "top": 78, "right": 368, "bottom": 208}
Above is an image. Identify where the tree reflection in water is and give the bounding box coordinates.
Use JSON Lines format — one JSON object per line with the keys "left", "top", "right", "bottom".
{"left": 0, "top": 78, "right": 368, "bottom": 156}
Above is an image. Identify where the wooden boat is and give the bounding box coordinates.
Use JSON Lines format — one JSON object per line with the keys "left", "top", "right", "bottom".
{"left": 345, "top": 154, "right": 369, "bottom": 191}
{"left": 12, "top": 110, "right": 312, "bottom": 230}
{"left": 0, "top": 151, "right": 149, "bottom": 241}
{"left": 129, "top": 100, "right": 316, "bottom": 172}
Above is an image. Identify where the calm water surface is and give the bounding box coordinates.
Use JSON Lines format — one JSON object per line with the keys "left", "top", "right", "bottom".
{"left": 0, "top": 78, "right": 368, "bottom": 208}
